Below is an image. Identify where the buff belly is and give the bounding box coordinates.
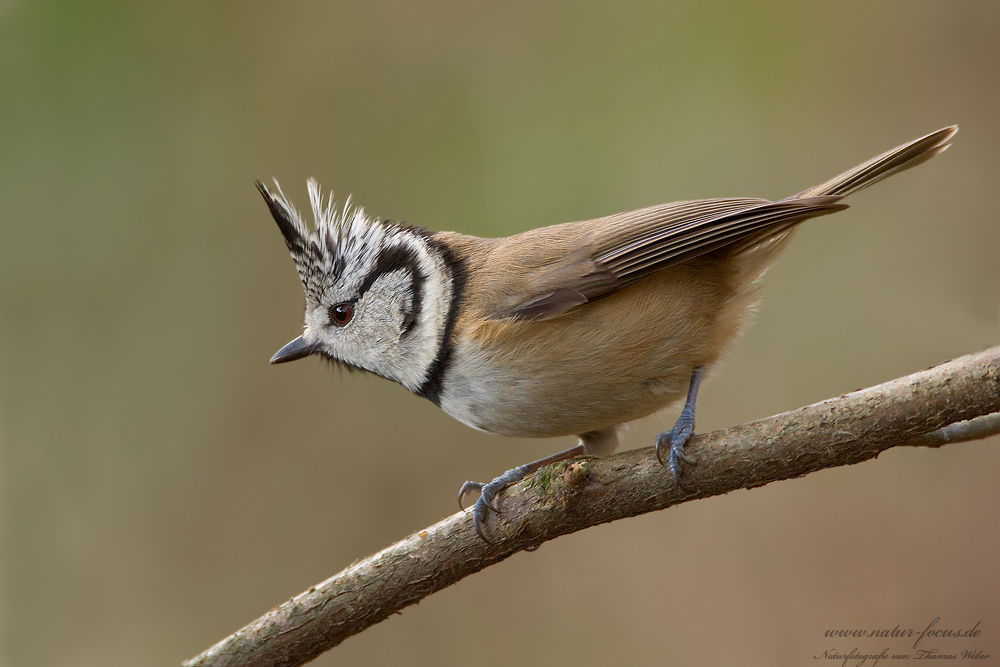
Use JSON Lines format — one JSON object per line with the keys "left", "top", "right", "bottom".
{"left": 439, "top": 258, "right": 763, "bottom": 441}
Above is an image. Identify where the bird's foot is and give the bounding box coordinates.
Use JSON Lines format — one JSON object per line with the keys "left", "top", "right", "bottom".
{"left": 458, "top": 464, "right": 533, "bottom": 543}
{"left": 655, "top": 407, "right": 698, "bottom": 491}
{"left": 458, "top": 444, "right": 585, "bottom": 543}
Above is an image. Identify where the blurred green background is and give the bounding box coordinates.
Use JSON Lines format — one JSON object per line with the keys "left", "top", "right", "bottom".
{"left": 2, "top": 1, "right": 999, "bottom": 665}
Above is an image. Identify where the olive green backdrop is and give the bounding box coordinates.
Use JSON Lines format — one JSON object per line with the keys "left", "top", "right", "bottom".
{"left": 2, "top": 2, "right": 998, "bottom": 666}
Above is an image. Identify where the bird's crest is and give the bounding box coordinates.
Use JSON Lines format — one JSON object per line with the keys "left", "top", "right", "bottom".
{"left": 256, "top": 179, "right": 402, "bottom": 303}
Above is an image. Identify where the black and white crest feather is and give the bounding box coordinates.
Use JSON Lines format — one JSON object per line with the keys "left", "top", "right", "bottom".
{"left": 258, "top": 179, "right": 458, "bottom": 397}
{"left": 257, "top": 179, "right": 396, "bottom": 304}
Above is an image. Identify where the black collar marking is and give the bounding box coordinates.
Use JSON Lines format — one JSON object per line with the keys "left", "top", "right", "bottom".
{"left": 416, "top": 234, "right": 467, "bottom": 406}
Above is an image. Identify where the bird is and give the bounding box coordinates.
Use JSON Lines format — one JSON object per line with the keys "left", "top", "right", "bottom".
{"left": 258, "top": 125, "right": 957, "bottom": 541}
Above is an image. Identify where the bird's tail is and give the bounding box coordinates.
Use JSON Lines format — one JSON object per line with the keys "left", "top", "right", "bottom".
{"left": 791, "top": 126, "right": 957, "bottom": 200}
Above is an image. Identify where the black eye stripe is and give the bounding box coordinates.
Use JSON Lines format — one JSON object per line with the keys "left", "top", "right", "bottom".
{"left": 357, "top": 244, "right": 422, "bottom": 296}
{"left": 356, "top": 244, "right": 425, "bottom": 337}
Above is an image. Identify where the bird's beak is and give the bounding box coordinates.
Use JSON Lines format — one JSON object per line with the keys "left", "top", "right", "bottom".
{"left": 270, "top": 336, "right": 317, "bottom": 364}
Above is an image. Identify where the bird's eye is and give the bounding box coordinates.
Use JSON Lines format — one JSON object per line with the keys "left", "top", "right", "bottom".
{"left": 329, "top": 302, "right": 354, "bottom": 327}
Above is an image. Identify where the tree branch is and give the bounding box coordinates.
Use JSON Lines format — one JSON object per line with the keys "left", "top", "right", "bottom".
{"left": 185, "top": 347, "right": 1000, "bottom": 667}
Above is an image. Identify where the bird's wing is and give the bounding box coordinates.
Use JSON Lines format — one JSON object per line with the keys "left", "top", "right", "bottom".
{"left": 492, "top": 195, "right": 846, "bottom": 321}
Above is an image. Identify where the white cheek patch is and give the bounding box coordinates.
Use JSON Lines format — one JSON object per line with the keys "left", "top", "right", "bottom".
{"left": 355, "top": 238, "right": 452, "bottom": 392}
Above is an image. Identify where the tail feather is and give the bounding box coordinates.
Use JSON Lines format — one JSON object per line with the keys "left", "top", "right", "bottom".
{"left": 791, "top": 126, "right": 957, "bottom": 199}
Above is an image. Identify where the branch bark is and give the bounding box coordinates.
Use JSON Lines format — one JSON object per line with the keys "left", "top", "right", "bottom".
{"left": 185, "top": 347, "right": 1000, "bottom": 667}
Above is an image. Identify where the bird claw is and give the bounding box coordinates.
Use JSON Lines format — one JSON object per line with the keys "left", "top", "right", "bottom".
{"left": 654, "top": 366, "right": 703, "bottom": 492}
{"left": 457, "top": 445, "right": 585, "bottom": 544}
{"left": 457, "top": 481, "right": 484, "bottom": 511}
{"left": 458, "top": 478, "right": 509, "bottom": 543}
{"left": 656, "top": 408, "right": 699, "bottom": 492}
{"left": 458, "top": 463, "right": 535, "bottom": 542}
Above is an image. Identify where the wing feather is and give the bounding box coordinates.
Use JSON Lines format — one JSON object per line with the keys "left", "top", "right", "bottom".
{"left": 497, "top": 196, "right": 846, "bottom": 321}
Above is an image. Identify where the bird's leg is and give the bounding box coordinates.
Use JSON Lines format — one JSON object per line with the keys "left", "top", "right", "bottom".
{"left": 655, "top": 365, "right": 704, "bottom": 491}
{"left": 459, "top": 444, "right": 585, "bottom": 543}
